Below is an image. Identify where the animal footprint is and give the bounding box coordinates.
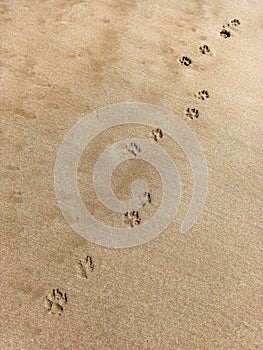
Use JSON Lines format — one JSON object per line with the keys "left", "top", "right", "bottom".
{"left": 139, "top": 191, "right": 152, "bottom": 207}
{"left": 220, "top": 19, "right": 240, "bottom": 38}
{"left": 228, "top": 19, "right": 240, "bottom": 27}
{"left": 220, "top": 27, "right": 231, "bottom": 38}
{"left": 125, "top": 142, "right": 141, "bottom": 157}
{"left": 78, "top": 255, "right": 94, "bottom": 279}
{"left": 124, "top": 211, "right": 141, "bottom": 227}
{"left": 186, "top": 108, "right": 199, "bottom": 119}
{"left": 196, "top": 90, "right": 209, "bottom": 100}
{"left": 179, "top": 56, "right": 192, "bottom": 66}
{"left": 199, "top": 45, "right": 210, "bottom": 55}
{"left": 151, "top": 128, "right": 163, "bottom": 142}
{"left": 45, "top": 289, "right": 67, "bottom": 315}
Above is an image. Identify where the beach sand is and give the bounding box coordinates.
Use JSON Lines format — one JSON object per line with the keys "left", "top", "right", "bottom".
{"left": 0, "top": 0, "right": 262, "bottom": 349}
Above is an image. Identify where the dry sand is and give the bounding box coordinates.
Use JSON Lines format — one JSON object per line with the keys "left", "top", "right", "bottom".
{"left": 0, "top": 0, "right": 262, "bottom": 349}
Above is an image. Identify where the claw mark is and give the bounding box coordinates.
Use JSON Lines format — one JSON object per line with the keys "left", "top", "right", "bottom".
{"left": 124, "top": 211, "right": 141, "bottom": 227}
{"left": 186, "top": 108, "right": 199, "bottom": 119}
{"left": 151, "top": 128, "right": 163, "bottom": 142}
{"left": 199, "top": 45, "right": 210, "bottom": 54}
{"left": 78, "top": 255, "right": 94, "bottom": 278}
{"left": 45, "top": 289, "right": 67, "bottom": 315}
{"left": 179, "top": 56, "right": 192, "bottom": 66}
{"left": 125, "top": 142, "right": 141, "bottom": 157}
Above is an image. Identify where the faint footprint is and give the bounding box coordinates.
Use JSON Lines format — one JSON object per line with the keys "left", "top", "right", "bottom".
{"left": 124, "top": 211, "right": 141, "bottom": 227}
{"left": 220, "top": 27, "right": 231, "bottom": 38}
{"left": 14, "top": 108, "right": 36, "bottom": 120}
{"left": 7, "top": 163, "right": 20, "bottom": 171}
{"left": 179, "top": 56, "right": 192, "bottom": 66}
{"left": 195, "top": 90, "right": 209, "bottom": 100}
{"left": 199, "top": 45, "right": 210, "bottom": 54}
{"left": 101, "top": 18, "right": 110, "bottom": 23}
{"left": 78, "top": 255, "right": 94, "bottom": 279}
{"left": 150, "top": 128, "right": 163, "bottom": 142}
{"left": 68, "top": 51, "right": 82, "bottom": 59}
{"left": 125, "top": 142, "right": 141, "bottom": 157}
{"left": 139, "top": 191, "right": 152, "bottom": 207}
{"left": 11, "top": 190, "right": 24, "bottom": 204}
{"left": 45, "top": 289, "right": 67, "bottom": 315}
{"left": 186, "top": 108, "right": 199, "bottom": 119}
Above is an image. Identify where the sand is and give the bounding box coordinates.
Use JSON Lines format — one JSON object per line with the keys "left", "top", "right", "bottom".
{"left": 0, "top": 0, "right": 262, "bottom": 349}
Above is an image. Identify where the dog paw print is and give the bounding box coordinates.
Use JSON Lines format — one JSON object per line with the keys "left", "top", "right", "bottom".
{"left": 196, "top": 90, "right": 209, "bottom": 100}
{"left": 220, "top": 27, "right": 231, "bottom": 38}
{"left": 228, "top": 19, "right": 240, "bottom": 27}
{"left": 45, "top": 289, "right": 67, "bottom": 315}
{"left": 179, "top": 56, "right": 192, "bottom": 66}
{"left": 199, "top": 45, "right": 210, "bottom": 54}
{"left": 124, "top": 211, "right": 141, "bottom": 227}
{"left": 139, "top": 191, "right": 152, "bottom": 207}
{"left": 78, "top": 255, "right": 94, "bottom": 279}
{"left": 186, "top": 108, "right": 199, "bottom": 119}
{"left": 125, "top": 142, "right": 141, "bottom": 157}
{"left": 151, "top": 128, "right": 163, "bottom": 142}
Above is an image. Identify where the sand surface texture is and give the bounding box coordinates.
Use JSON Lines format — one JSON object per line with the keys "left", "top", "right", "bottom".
{"left": 1, "top": 0, "right": 262, "bottom": 349}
